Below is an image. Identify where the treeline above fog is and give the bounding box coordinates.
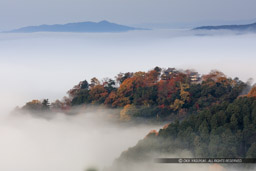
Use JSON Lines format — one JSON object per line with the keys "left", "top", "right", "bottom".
{"left": 20, "top": 67, "right": 256, "bottom": 121}
{"left": 18, "top": 66, "right": 256, "bottom": 165}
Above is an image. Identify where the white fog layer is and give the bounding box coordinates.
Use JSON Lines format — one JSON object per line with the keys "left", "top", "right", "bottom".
{"left": 0, "top": 30, "right": 256, "bottom": 113}
{"left": 0, "top": 110, "right": 161, "bottom": 171}
{"left": 0, "top": 29, "right": 256, "bottom": 171}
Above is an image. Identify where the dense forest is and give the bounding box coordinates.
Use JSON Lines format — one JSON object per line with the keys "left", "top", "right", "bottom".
{"left": 21, "top": 67, "right": 254, "bottom": 122}
{"left": 19, "top": 67, "right": 256, "bottom": 167}
{"left": 114, "top": 97, "right": 256, "bottom": 165}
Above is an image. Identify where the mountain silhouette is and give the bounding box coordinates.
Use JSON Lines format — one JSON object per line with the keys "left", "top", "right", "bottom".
{"left": 194, "top": 22, "right": 256, "bottom": 31}
{"left": 6, "top": 20, "right": 145, "bottom": 33}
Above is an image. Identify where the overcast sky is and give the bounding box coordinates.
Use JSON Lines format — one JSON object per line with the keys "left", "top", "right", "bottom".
{"left": 0, "top": 0, "right": 256, "bottom": 30}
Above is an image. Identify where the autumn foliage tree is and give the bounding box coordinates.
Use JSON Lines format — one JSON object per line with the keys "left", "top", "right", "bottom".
{"left": 21, "top": 67, "right": 250, "bottom": 120}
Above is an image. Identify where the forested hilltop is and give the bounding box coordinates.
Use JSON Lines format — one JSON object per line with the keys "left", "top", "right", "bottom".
{"left": 18, "top": 67, "right": 256, "bottom": 167}
{"left": 20, "top": 67, "right": 256, "bottom": 121}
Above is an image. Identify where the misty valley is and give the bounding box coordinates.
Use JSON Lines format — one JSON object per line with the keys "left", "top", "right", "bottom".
{"left": 0, "top": 27, "right": 256, "bottom": 171}
{"left": 8, "top": 67, "right": 256, "bottom": 171}
{"left": 1, "top": 0, "right": 256, "bottom": 170}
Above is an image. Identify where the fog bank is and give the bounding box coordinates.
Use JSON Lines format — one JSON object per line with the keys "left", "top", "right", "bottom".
{"left": 0, "top": 109, "right": 160, "bottom": 171}
{"left": 0, "top": 29, "right": 255, "bottom": 171}
{"left": 1, "top": 29, "right": 256, "bottom": 114}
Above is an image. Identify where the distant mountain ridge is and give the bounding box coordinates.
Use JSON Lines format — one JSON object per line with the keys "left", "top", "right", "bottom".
{"left": 5, "top": 20, "right": 145, "bottom": 33}
{"left": 194, "top": 22, "right": 256, "bottom": 31}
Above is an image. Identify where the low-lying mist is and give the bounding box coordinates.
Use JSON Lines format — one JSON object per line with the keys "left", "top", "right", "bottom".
{"left": 3, "top": 109, "right": 252, "bottom": 171}
{"left": 1, "top": 29, "right": 256, "bottom": 171}
{"left": 107, "top": 135, "right": 256, "bottom": 171}
{"left": 0, "top": 108, "right": 161, "bottom": 171}
{"left": 1, "top": 29, "right": 256, "bottom": 114}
